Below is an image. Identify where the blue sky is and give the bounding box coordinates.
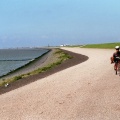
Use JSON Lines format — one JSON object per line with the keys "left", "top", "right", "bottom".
{"left": 0, "top": 0, "right": 120, "bottom": 48}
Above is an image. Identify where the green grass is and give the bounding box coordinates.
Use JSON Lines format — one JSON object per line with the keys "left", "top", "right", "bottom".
{"left": 0, "top": 48, "right": 73, "bottom": 87}
{"left": 82, "top": 42, "right": 120, "bottom": 49}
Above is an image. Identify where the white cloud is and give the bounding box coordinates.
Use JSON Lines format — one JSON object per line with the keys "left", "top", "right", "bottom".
{"left": 0, "top": 36, "right": 10, "bottom": 44}
{"left": 0, "top": 35, "right": 8, "bottom": 40}
{"left": 40, "top": 35, "right": 49, "bottom": 39}
{"left": 0, "top": 35, "right": 20, "bottom": 41}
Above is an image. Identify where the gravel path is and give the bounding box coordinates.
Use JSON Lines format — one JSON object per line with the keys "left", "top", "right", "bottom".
{"left": 0, "top": 47, "right": 120, "bottom": 120}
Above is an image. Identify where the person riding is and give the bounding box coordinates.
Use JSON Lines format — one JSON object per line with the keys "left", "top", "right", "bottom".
{"left": 111, "top": 46, "right": 120, "bottom": 70}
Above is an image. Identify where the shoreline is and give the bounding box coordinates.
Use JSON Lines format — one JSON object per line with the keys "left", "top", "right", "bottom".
{"left": 0, "top": 49, "right": 52, "bottom": 79}
{"left": 0, "top": 48, "right": 89, "bottom": 95}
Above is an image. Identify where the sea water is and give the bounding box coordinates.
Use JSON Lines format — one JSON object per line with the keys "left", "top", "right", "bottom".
{"left": 0, "top": 48, "right": 49, "bottom": 77}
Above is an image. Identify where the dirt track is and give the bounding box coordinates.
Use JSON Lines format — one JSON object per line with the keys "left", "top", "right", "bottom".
{"left": 0, "top": 47, "right": 120, "bottom": 120}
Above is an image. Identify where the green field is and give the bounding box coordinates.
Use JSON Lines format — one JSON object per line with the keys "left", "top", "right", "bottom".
{"left": 81, "top": 42, "right": 120, "bottom": 49}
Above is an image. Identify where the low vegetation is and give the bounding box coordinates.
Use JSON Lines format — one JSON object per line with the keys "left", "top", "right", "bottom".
{"left": 81, "top": 42, "right": 120, "bottom": 49}
{"left": 0, "top": 49, "right": 72, "bottom": 87}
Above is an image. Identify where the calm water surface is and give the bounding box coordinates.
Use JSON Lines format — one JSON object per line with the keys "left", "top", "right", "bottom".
{"left": 0, "top": 48, "right": 49, "bottom": 77}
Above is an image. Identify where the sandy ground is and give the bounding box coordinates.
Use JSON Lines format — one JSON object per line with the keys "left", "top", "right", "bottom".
{"left": 0, "top": 47, "right": 120, "bottom": 120}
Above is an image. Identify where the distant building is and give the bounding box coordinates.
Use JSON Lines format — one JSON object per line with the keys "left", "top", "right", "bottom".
{"left": 60, "top": 44, "right": 64, "bottom": 47}
{"left": 60, "top": 44, "right": 69, "bottom": 47}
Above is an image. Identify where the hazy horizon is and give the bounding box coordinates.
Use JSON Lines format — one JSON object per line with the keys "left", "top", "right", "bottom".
{"left": 0, "top": 0, "right": 120, "bottom": 48}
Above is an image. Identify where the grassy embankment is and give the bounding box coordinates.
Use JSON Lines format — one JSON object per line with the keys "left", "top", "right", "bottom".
{"left": 82, "top": 42, "right": 120, "bottom": 49}
{"left": 70, "top": 42, "right": 120, "bottom": 49}
{"left": 0, "top": 48, "right": 72, "bottom": 87}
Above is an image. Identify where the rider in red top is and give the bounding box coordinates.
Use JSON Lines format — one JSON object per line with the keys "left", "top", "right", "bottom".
{"left": 111, "top": 46, "right": 120, "bottom": 70}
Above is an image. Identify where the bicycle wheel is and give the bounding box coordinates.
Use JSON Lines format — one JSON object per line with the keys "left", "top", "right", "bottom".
{"left": 115, "top": 63, "right": 118, "bottom": 75}
{"left": 116, "top": 69, "right": 117, "bottom": 75}
{"left": 118, "top": 64, "right": 120, "bottom": 76}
